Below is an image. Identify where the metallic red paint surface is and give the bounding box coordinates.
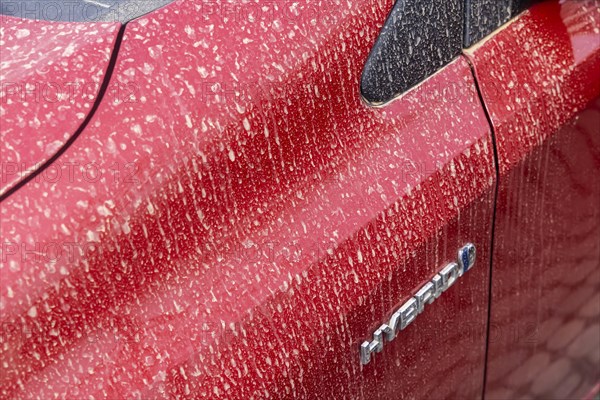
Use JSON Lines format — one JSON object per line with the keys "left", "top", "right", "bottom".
{"left": 466, "top": 1, "right": 600, "bottom": 398}
{"left": 0, "top": 0, "right": 496, "bottom": 398}
{"left": 0, "top": 15, "right": 121, "bottom": 196}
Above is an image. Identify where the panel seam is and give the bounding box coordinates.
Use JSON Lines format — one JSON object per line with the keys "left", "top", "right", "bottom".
{"left": 464, "top": 55, "right": 501, "bottom": 400}
{"left": 0, "top": 23, "right": 128, "bottom": 203}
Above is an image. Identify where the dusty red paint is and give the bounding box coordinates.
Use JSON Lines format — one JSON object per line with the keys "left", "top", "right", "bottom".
{"left": 0, "top": 0, "right": 497, "bottom": 398}
{"left": 2, "top": 0, "right": 598, "bottom": 399}
{"left": 0, "top": 15, "right": 120, "bottom": 196}
{"left": 465, "top": 1, "right": 600, "bottom": 398}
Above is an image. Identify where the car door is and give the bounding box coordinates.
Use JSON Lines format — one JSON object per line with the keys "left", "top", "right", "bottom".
{"left": 464, "top": 1, "right": 600, "bottom": 399}
{"left": 0, "top": 1, "right": 498, "bottom": 399}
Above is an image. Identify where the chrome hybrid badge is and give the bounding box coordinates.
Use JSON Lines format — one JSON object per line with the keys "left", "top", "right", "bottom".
{"left": 360, "top": 243, "right": 476, "bottom": 365}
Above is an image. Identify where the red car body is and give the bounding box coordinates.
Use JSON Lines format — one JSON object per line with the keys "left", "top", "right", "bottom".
{"left": 0, "top": 1, "right": 598, "bottom": 399}
{"left": 0, "top": 15, "right": 120, "bottom": 196}
{"left": 466, "top": 2, "right": 600, "bottom": 398}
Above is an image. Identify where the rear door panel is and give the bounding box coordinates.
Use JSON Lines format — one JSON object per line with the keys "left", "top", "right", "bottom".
{"left": 1, "top": 1, "right": 497, "bottom": 398}
{"left": 465, "top": 1, "right": 600, "bottom": 398}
